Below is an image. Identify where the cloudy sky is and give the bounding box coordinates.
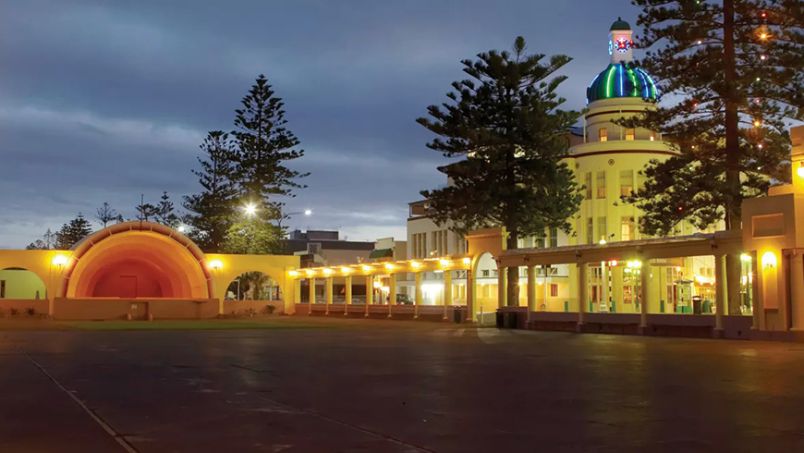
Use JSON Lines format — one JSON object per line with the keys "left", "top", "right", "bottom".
{"left": 0, "top": 0, "right": 640, "bottom": 248}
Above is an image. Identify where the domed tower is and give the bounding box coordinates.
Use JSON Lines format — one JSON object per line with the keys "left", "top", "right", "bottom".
{"left": 570, "top": 17, "right": 679, "bottom": 246}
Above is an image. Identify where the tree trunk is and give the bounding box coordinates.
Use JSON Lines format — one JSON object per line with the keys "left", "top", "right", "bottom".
{"left": 506, "top": 231, "right": 519, "bottom": 307}
{"left": 723, "top": 0, "right": 741, "bottom": 230}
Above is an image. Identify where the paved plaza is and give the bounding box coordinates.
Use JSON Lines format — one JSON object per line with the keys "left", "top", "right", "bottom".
{"left": 1, "top": 317, "right": 803, "bottom": 452}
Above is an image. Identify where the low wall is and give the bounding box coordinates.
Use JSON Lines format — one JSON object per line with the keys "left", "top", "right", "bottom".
{"left": 0, "top": 299, "right": 49, "bottom": 317}
{"left": 52, "top": 298, "right": 219, "bottom": 320}
{"left": 299, "top": 303, "right": 469, "bottom": 322}
{"left": 220, "top": 300, "right": 283, "bottom": 316}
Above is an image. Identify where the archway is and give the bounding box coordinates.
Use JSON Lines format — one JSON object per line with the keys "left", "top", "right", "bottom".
{"left": 472, "top": 252, "right": 499, "bottom": 324}
{"left": 64, "top": 222, "right": 211, "bottom": 299}
{"left": 0, "top": 267, "right": 47, "bottom": 300}
{"left": 225, "top": 271, "right": 282, "bottom": 301}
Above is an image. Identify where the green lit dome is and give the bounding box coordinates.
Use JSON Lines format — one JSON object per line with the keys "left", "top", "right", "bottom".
{"left": 586, "top": 62, "right": 659, "bottom": 103}
{"left": 610, "top": 17, "right": 631, "bottom": 31}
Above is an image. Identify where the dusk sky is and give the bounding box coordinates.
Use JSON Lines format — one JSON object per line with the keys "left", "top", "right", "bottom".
{"left": 0, "top": 0, "right": 641, "bottom": 248}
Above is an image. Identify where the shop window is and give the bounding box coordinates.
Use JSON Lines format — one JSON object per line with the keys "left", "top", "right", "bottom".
{"left": 620, "top": 170, "right": 634, "bottom": 197}
{"left": 599, "top": 128, "right": 608, "bottom": 142}
{"left": 596, "top": 171, "right": 606, "bottom": 198}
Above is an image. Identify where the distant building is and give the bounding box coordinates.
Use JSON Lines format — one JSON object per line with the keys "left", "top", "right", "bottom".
{"left": 283, "top": 230, "right": 374, "bottom": 268}
{"left": 370, "top": 237, "right": 407, "bottom": 262}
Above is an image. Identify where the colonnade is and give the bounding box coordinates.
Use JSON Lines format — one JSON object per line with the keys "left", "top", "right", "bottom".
{"left": 289, "top": 257, "right": 474, "bottom": 321}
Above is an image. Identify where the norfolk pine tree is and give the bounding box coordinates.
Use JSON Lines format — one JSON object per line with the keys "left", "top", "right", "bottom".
{"left": 183, "top": 131, "right": 239, "bottom": 252}
{"left": 417, "top": 37, "right": 582, "bottom": 306}
{"left": 623, "top": 0, "right": 802, "bottom": 234}
{"left": 225, "top": 74, "right": 308, "bottom": 253}
{"left": 623, "top": 0, "right": 802, "bottom": 313}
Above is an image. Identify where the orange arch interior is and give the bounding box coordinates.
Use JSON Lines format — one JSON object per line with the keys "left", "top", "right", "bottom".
{"left": 66, "top": 231, "right": 210, "bottom": 299}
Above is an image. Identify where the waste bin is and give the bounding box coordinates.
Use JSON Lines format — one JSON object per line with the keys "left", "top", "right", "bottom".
{"left": 505, "top": 311, "right": 519, "bottom": 329}
{"left": 692, "top": 296, "right": 702, "bottom": 315}
{"left": 453, "top": 306, "right": 463, "bottom": 323}
{"left": 496, "top": 310, "right": 504, "bottom": 328}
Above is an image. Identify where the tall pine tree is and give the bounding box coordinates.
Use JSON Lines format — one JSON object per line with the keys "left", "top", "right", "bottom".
{"left": 623, "top": 0, "right": 803, "bottom": 234}
{"left": 155, "top": 191, "right": 180, "bottom": 227}
{"left": 55, "top": 214, "right": 93, "bottom": 249}
{"left": 184, "top": 131, "right": 239, "bottom": 252}
{"left": 417, "top": 37, "right": 582, "bottom": 306}
{"left": 216, "top": 74, "right": 309, "bottom": 254}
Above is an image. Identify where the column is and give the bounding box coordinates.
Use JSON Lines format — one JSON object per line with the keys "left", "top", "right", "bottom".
{"left": 714, "top": 254, "right": 726, "bottom": 333}
{"left": 325, "top": 276, "right": 333, "bottom": 315}
{"left": 365, "top": 275, "right": 373, "bottom": 317}
{"left": 601, "top": 261, "right": 609, "bottom": 312}
{"left": 726, "top": 254, "right": 742, "bottom": 315}
{"left": 527, "top": 265, "right": 536, "bottom": 318}
{"left": 443, "top": 270, "right": 452, "bottom": 320}
{"left": 640, "top": 261, "right": 650, "bottom": 330}
{"left": 751, "top": 251, "right": 763, "bottom": 330}
{"left": 308, "top": 278, "right": 316, "bottom": 316}
{"left": 791, "top": 251, "right": 804, "bottom": 330}
{"left": 344, "top": 275, "right": 352, "bottom": 315}
{"left": 388, "top": 273, "right": 397, "bottom": 318}
{"left": 293, "top": 279, "right": 302, "bottom": 307}
{"left": 414, "top": 272, "right": 423, "bottom": 319}
{"left": 465, "top": 269, "right": 474, "bottom": 322}
{"left": 577, "top": 263, "right": 587, "bottom": 329}
{"left": 497, "top": 266, "right": 507, "bottom": 309}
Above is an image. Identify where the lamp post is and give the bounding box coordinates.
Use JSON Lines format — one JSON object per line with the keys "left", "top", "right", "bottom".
{"left": 277, "top": 209, "right": 312, "bottom": 231}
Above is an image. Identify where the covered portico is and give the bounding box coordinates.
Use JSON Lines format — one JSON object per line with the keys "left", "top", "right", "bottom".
{"left": 495, "top": 230, "right": 753, "bottom": 338}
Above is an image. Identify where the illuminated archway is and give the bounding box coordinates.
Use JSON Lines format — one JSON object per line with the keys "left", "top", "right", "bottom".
{"left": 63, "top": 222, "right": 212, "bottom": 299}
{"left": 225, "top": 271, "right": 282, "bottom": 301}
{"left": 0, "top": 267, "right": 47, "bottom": 299}
{"left": 471, "top": 252, "right": 499, "bottom": 323}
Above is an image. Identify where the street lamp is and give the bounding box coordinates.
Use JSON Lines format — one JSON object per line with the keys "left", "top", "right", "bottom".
{"left": 277, "top": 209, "right": 312, "bottom": 231}
{"left": 242, "top": 203, "right": 258, "bottom": 218}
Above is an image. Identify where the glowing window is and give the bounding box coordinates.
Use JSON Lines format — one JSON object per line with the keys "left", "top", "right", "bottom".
{"left": 625, "top": 128, "right": 635, "bottom": 141}
{"left": 599, "top": 128, "right": 608, "bottom": 142}
{"left": 596, "top": 171, "right": 607, "bottom": 198}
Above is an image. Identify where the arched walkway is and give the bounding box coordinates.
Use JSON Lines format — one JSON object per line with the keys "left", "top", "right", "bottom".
{"left": 63, "top": 222, "right": 211, "bottom": 299}
{"left": 225, "top": 271, "right": 282, "bottom": 301}
{"left": 0, "top": 267, "right": 47, "bottom": 300}
{"left": 471, "top": 252, "right": 499, "bottom": 323}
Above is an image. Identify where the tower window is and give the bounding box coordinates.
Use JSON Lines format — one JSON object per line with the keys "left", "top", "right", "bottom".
{"left": 620, "top": 170, "right": 634, "bottom": 197}
{"left": 596, "top": 171, "right": 606, "bottom": 198}
{"left": 599, "top": 128, "right": 608, "bottom": 142}
{"left": 621, "top": 216, "right": 635, "bottom": 241}
{"left": 625, "top": 128, "right": 635, "bottom": 141}
{"left": 597, "top": 217, "right": 608, "bottom": 242}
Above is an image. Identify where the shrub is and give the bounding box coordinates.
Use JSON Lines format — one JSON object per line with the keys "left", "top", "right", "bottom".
{"left": 26, "top": 308, "right": 36, "bottom": 317}
{"left": 10, "top": 308, "right": 19, "bottom": 316}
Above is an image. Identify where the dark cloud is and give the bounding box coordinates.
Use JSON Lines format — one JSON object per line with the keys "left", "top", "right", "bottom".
{"left": 0, "top": 0, "right": 638, "bottom": 247}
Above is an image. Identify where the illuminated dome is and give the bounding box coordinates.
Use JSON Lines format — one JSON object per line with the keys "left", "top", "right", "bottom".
{"left": 585, "top": 18, "right": 659, "bottom": 104}
{"left": 586, "top": 62, "right": 658, "bottom": 103}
